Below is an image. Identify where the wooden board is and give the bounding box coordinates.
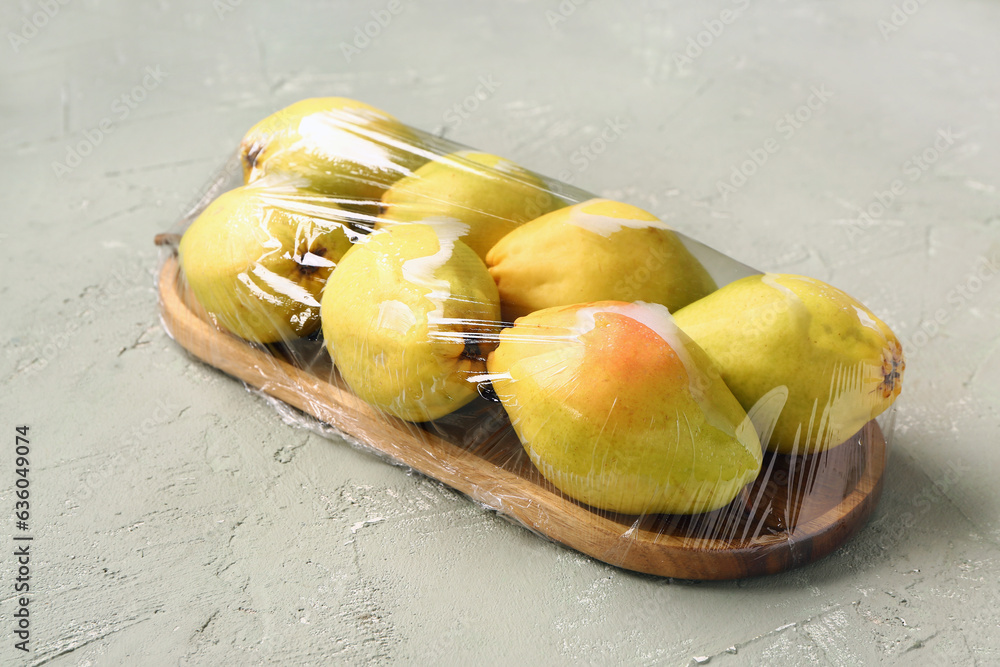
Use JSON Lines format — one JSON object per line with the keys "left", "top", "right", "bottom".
{"left": 157, "top": 254, "right": 887, "bottom": 580}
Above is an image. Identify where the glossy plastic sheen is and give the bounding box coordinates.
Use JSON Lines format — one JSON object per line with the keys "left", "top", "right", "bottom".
{"left": 156, "top": 103, "right": 900, "bottom": 579}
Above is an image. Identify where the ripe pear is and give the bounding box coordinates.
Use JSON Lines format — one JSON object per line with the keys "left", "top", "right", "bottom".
{"left": 240, "top": 97, "right": 427, "bottom": 212}
{"left": 672, "top": 274, "right": 905, "bottom": 454}
{"left": 321, "top": 222, "right": 501, "bottom": 422}
{"left": 376, "top": 151, "right": 562, "bottom": 260}
{"left": 179, "top": 182, "right": 354, "bottom": 344}
{"left": 486, "top": 198, "right": 717, "bottom": 321}
{"left": 487, "top": 301, "right": 762, "bottom": 515}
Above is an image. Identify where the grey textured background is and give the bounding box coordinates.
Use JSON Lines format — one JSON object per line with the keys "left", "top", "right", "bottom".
{"left": 2, "top": 0, "right": 999, "bottom": 664}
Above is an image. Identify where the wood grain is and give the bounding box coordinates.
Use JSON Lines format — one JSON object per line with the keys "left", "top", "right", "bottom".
{"left": 157, "top": 255, "right": 886, "bottom": 580}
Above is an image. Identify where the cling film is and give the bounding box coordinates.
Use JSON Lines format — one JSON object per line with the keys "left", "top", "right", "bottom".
{"left": 155, "top": 97, "right": 903, "bottom": 580}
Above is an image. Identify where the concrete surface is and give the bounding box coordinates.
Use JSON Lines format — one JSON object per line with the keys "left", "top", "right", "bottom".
{"left": 2, "top": 0, "right": 999, "bottom": 664}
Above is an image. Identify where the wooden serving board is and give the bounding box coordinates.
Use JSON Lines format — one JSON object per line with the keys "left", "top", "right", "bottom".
{"left": 157, "top": 254, "right": 886, "bottom": 580}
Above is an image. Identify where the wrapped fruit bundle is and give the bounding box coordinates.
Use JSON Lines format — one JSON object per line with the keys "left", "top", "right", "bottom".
{"left": 158, "top": 97, "right": 904, "bottom": 579}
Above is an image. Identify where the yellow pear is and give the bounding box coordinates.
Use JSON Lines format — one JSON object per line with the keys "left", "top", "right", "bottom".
{"left": 321, "top": 223, "right": 501, "bottom": 422}
{"left": 672, "top": 274, "right": 905, "bottom": 454}
{"left": 487, "top": 301, "right": 762, "bottom": 515}
{"left": 376, "top": 151, "right": 562, "bottom": 260}
{"left": 179, "top": 182, "right": 353, "bottom": 344}
{"left": 240, "top": 97, "right": 427, "bottom": 212}
{"left": 486, "top": 198, "right": 717, "bottom": 320}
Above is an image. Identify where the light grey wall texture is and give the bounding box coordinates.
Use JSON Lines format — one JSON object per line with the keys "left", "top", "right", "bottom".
{"left": 1, "top": 0, "right": 998, "bottom": 665}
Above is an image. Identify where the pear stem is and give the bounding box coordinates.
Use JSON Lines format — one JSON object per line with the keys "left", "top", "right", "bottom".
{"left": 154, "top": 233, "right": 182, "bottom": 247}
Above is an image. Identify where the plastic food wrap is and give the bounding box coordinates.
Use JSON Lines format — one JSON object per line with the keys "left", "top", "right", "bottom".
{"left": 155, "top": 98, "right": 904, "bottom": 580}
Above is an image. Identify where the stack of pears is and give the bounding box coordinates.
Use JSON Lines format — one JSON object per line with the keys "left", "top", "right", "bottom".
{"left": 177, "top": 97, "right": 904, "bottom": 519}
